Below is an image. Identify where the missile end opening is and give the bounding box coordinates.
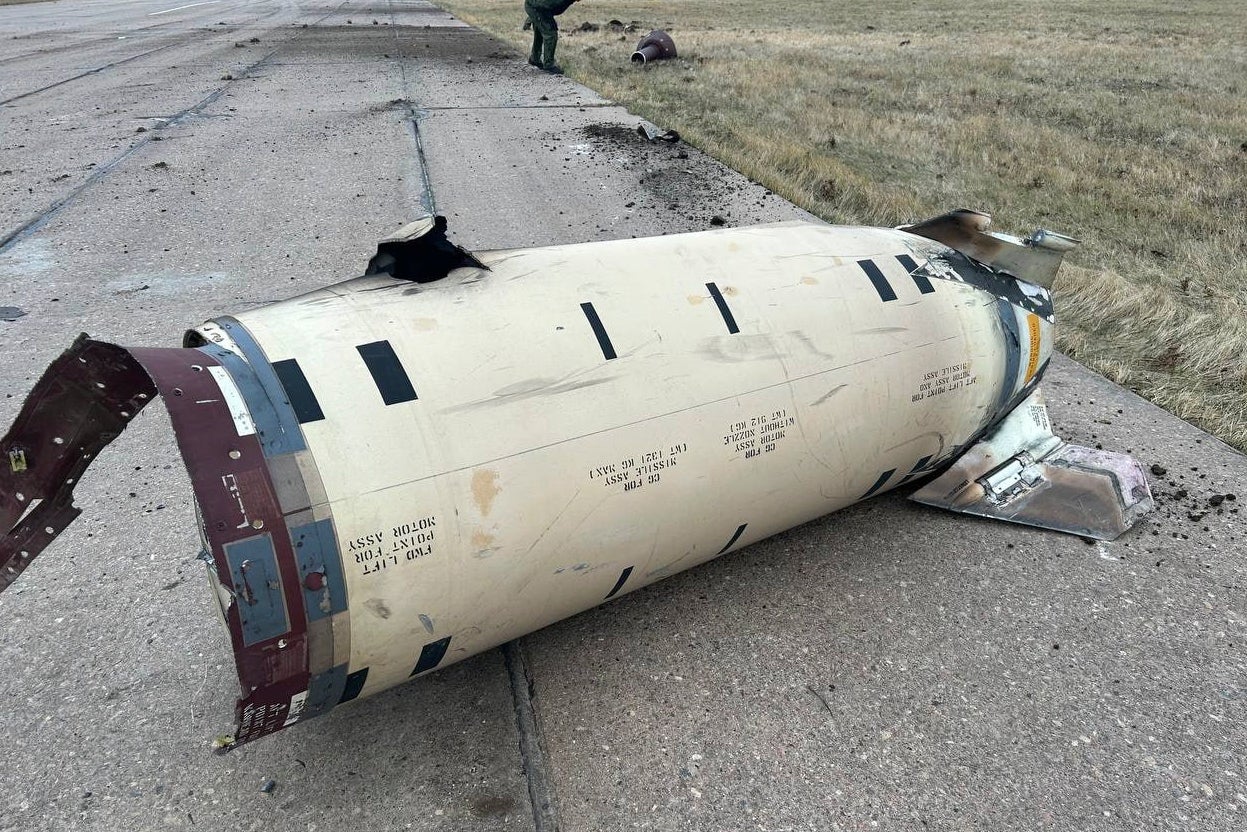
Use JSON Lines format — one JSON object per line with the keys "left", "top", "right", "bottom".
{"left": 183, "top": 330, "right": 209, "bottom": 348}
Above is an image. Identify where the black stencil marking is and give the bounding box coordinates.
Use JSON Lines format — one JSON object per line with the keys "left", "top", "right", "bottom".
{"left": 706, "top": 282, "right": 741, "bottom": 334}
{"left": 605, "top": 566, "right": 634, "bottom": 599}
{"left": 896, "top": 254, "right": 935, "bottom": 294}
{"left": 858, "top": 259, "right": 898, "bottom": 302}
{"left": 411, "top": 637, "right": 452, "bottom": 675}
{"left": 580, "top": 302, "right": 617, "bottom": 360}
{"left": 271, "top": 358, "right": 325, "bottom": 424}
{"left": 357, "top": 340, "right": 418, "bottom": 405}
{"left": 861, "top": 469, "right": 897, "bottom": 499}
{"left": 338, "top": 667, "right": 369, "bottom": 703}
{"left": 717, "top": 523, "right": 748, "bottom": 555}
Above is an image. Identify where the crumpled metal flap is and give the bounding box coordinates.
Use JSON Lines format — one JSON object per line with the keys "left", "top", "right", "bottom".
{"left": 378, "top": 215, "right": 437, "bottom": 245}
{"left": 0, "top": 336, "right": 157, "bottom": 591}
{"left": 366, "top": 215, "right": 486, "bottom": 283}
{"left": 910, "top": 386, "right": 1153, "bottom": 540}
{"left": 901, "top": 209, "right": 1079, "bottom": 290}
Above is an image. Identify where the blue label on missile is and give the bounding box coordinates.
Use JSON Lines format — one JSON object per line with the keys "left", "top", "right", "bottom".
{"left": 291, "top": 517, "right": 348, "bottom": 622}
{"left": 224, "top": 533, "right": 291, "bottom": 647}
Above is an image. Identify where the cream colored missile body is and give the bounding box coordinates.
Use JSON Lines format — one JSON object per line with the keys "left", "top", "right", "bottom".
{"left": 0, "top": 214, "right": 1152, "bottom": 748}
{"left": 195, "top": 221, "right": 1052, "bottom": 703}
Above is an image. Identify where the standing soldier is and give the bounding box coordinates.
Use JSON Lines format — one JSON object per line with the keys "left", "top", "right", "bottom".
{"left": 525, "top": 0, "right": 580, "bottom": 74}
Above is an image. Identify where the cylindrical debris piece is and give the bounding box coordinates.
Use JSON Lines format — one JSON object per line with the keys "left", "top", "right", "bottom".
{"left": 0, "top": 218, "right": 1149, "bottom": 750}
{"left": 631, "top": 29, "right": 677, "bottom": 63}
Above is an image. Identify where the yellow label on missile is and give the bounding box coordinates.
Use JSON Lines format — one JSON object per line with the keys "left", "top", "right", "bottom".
{"left": 1024, "top": 314, "right": 1042, "bottom": 383}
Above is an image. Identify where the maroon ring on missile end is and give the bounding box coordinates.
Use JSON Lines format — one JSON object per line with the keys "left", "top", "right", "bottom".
{"left": 1, "top": 339, "right": 312, "bottom": 747}
{"left": 128, "top": 347, "right": 310, "bottom": 747}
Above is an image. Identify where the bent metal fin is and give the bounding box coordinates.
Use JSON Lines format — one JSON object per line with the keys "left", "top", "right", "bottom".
{"left": 901, "top": 209, "right": 1079, "bottom": 290}
{"left": 909, "top": 386, "right": 1153, "bottom": 540}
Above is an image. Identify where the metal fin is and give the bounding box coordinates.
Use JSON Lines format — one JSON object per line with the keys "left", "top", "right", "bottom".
{"left": 900, "top": 209, "right": 1079, "bottom": 289}
{"left": 910, "top": 387, "right": 1153, "bottom": 540}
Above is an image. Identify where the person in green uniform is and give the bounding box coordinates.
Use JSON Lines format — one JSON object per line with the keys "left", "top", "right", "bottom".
{"left": 525, "top": 0, "right": 580, "bottom": 74}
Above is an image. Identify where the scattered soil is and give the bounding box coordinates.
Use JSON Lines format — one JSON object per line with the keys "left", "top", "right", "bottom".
{"left": 565, "top": 122, "right": 769, "bottom": 229}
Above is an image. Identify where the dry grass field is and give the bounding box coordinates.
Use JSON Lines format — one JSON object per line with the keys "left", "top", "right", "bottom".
{"left": 438, "top": 0, "right": 1247, "bottom": 452}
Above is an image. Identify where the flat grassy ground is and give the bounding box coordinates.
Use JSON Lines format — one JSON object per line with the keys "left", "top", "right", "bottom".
{"left": 438, "top": 0, "right": 1247, "bottom": 452}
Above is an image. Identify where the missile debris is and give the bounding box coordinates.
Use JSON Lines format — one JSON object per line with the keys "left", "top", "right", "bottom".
{"left": 632, "top": 30, "right": 677, "bottom": 64}
{"left": 0, "top": 212, "right": 1152, "bottom": 749}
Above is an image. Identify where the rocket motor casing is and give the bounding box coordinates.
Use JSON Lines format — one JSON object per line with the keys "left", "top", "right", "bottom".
{"left": 174, "top": 221, "right": 1052, "bottom": 745}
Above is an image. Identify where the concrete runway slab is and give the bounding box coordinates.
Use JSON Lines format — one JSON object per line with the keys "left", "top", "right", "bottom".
{"left": 1, "top": 2, "right": 1244, "bottom": 831}
{"left": 0, "top": 3, "right": 371, "bottom": 235}
{"left": 419, "top": 104, "right": 812, "bottom": 250}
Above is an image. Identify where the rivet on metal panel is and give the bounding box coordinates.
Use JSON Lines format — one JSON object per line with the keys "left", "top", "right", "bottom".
{"left": 303, "top": 571, "right": 325, "bottom": 591}
{"left": 252, "top": 519, "right": 265, "bottom": 530}
{"left": 172, "top": 388, "right": 183, "bottom": 397}
{"left": 229, "top": 450, "right": 242, "bottom": 460}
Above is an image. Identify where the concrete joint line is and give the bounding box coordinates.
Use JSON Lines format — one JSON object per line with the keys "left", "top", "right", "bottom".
{"left": 502, "top": 640, "right": 561, "bottom": 832}
{"left": 0, "top": 17, "right": 183, "bottom": 68}
{"left": 387, "top": 1, "right": 438, "bottom": 215}
{"left": 0, "top": 41, "right": 185, "bottom": 107}
{"left": 407, "top": 114, "right": 438, "bottom": 215}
